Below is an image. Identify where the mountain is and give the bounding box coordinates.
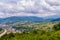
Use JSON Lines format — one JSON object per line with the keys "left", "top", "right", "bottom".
{"left": 0, "top": 16, "right": 60, "bottom": 25}
{"left": 44, "top": 15, "right": 60, "bottom": 22}
{"left": 51, "top": 18, "right": 60, "bottom": 22}
{"left": 0, "top": 16, "right": 44, "bottom": 24}
{"left": 44, "top": 15, "right": 60, "bottom": 19}
{"left": 0, "top": 18, "right": 3, "bottom": 22}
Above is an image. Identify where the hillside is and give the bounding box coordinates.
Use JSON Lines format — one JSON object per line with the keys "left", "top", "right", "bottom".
{"left": 0, "top": 16, "right": 43, "bottom": 25}
{"left": 0, "top": 21, "right": 60, "bottom": 40}
{"left": 0, "top": 29, "right": 60, "bottom": 40}
{"left": 0, "top": 31, "right": 56, "bottom": 40}
{"left": 0, "top": 16, "right": 60, "bottom": 25}
{"left": 51, "top": 18, "right": 60, "bottom": 22}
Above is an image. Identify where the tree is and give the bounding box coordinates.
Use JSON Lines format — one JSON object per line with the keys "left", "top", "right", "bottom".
{"left": 53, "top": 23, "right": 60, "bottom": 31}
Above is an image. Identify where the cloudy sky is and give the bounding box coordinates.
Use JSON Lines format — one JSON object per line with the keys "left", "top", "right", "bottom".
{"left": 0, "top": 0, "right": 60, "bottom": 18}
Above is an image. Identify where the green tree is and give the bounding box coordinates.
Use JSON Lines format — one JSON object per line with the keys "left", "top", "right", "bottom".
{"left": 53, "top": 23, "right": 60, "bottom": 31}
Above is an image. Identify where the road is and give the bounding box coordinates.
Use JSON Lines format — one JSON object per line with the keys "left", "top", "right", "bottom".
{"left": 0, "top": 29, "right": 7, "bottom": 37}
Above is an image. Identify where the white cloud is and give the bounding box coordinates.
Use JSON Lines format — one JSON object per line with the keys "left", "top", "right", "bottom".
{"left": 0, "top": 0, "right": 60, "bottom": 18}
{"left": 46, "top": 0, "right": 60, "bottom": 5}
{"left": 52, "top": 6, "right": 60, "bottom": 10}
{"left": 0, "top": 12, "right": 57, "bottom": 18}
{"left": 17, "top": 0, "right": 35, "bottom": 7}
{"left": 0, "top": 2, "right": 4, "bottom": 5}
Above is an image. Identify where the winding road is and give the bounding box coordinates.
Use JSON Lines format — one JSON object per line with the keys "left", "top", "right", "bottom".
{"left": 0, "top": 29, "right": 7, "bottom": 37}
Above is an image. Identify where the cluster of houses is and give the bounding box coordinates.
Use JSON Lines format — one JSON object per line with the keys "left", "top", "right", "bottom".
{"left": 2, "top": 27, "right": 25, "bottom": 34}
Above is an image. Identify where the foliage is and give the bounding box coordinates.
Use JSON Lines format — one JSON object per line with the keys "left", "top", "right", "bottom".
{"left": 0, "top": 28, "right": 2, "bottom": 31}
{"left": 0, "top": 30, "right": 60, "bottom": 40}
{"left": 0, "top": 22, "right": 60, "bottom": 40}
{"left": 53, "top": 23, "right": 60, "bottom": 31}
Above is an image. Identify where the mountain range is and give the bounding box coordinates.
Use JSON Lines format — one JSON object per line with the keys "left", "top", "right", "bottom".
{"left": 0, "top": 16, "right": 43, "bottom": 24}
{"left": 0, "top": 16, "right": 60, "bottom": 24}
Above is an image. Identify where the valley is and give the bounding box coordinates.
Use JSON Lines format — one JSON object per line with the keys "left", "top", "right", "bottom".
{"left": 0, "top": 16, "right": 60, "bottom": 40}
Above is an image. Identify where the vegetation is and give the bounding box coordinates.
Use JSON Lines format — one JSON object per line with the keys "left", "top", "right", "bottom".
{"left": 0, "top": 28, "right": 2, "bottom": 31}
{"left": 0, "top": 30, "right": 60, "bottom": 40}
{"left": 53, "top": 23, "right": 60, "bottom": 31}
{"left": 0, "top": 22, "right": 60, "bottom": 40}
{"left": 12, "top": 22, "right": 58, "bottom": 31}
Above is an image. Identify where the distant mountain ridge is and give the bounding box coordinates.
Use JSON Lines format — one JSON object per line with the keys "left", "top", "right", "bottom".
{"left": 0, "top": 18, "right": 4, "bottom": 22}
{"left": 51, "top": 18, "right": 60, "bottom": 22}
{"left": 0, "top": 16, "right": 60, "bottom": 24}
{"left": 0, "top": 16, "right": 44, "bottom": 24}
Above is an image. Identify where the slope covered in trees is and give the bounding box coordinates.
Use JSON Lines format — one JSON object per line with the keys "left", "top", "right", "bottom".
{"left": 0, "top": 30, "right": 60, "bottom": 40}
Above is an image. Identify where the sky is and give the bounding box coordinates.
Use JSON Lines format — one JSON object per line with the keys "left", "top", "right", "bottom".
{"left": 0, "top": 0, "right": 60, "bottom": 18}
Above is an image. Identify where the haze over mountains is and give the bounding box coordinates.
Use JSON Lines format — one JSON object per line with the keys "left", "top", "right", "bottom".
{"left": 0, "top": 16, "right": 60, "bottom": 25}
{"left": 0, "top": 16, "right": 43, "bottom": 24}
